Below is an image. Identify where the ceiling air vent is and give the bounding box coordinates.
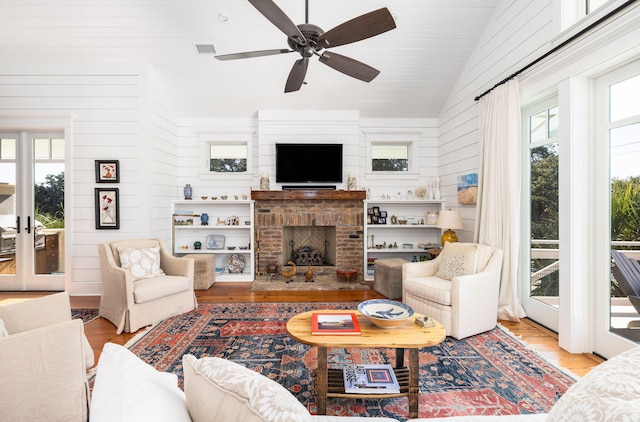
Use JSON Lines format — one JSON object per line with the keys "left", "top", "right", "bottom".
{"left": 194, "top": 44, "right": 216, "bottom": 55}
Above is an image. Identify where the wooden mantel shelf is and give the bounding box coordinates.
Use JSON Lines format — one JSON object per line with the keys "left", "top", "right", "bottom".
{"left": 251, "top": 190, "right": 366, "bottom": 201}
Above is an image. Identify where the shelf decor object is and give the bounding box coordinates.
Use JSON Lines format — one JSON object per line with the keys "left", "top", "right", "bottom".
{"left": 437, "top": 209, "right": 463, "bottom": 246}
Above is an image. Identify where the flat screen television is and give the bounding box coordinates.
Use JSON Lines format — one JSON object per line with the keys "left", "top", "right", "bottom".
{"left": 275, "top": 143, "right": 343, "bottom": 185}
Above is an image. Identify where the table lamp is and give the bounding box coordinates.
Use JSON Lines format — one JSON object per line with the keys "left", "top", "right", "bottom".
{"left": 437, "top": 209, "right": 463, "bottom": 246}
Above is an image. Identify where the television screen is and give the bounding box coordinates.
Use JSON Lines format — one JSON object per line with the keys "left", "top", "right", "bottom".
{"left": 275, "top": 143, "right": 343, "bottom": 184}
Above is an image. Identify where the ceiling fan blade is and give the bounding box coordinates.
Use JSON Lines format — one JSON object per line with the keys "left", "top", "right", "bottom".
{"left": 215, "top": 49, "right": 291, "bottom": 61}
{"left": 319, "top": 52, "right": 380, "bottom": 83}
{"left": 284, "top": 58, "right": 309, "bottom": 93}
{"left": 317, "top": 8, "right": 396, "bottom": 49}
{"left": 248, "top": 0, "right": 306, "bottom": 45}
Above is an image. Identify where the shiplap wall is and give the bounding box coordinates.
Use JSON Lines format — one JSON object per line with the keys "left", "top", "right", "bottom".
{"left": 0, "top": 64, "right": 179, "bottom": 295}
{"left": 437, "top": 0, "right": 554, "bottom": 242}
{"left": 177, "top": 112, "right": 438, "bottom": 203}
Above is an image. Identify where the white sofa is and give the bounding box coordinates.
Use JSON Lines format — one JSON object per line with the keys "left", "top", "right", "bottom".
{"left": 89, "top": 342, "right": 640, "bottom": 422}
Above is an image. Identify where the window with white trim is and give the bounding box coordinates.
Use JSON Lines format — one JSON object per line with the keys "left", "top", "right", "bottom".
{"left": 208, "top": 143, "right": 247, "bottom": 173}
{"left": 371, "top": 144, "right": 409, "bottom": 172}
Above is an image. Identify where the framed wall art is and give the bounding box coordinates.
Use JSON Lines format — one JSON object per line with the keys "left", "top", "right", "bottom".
{"left": 95, "top": 188, "right": 120, "bottom": 229}
{"left": 95, "top": 160, "right": 120, "bottom": 183}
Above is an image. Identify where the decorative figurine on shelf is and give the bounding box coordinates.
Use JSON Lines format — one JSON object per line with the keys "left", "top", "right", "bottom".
{"left": 194, "top": 241, "right": 202, "bottom": 250}
{"left": 183, "top": 184, "right": 193, "bottom": 200}
{"left": 200, "top": 213, "right": 209, "bottom": 226}
{"left": 260, "top": 172, "right": 270, "bottom": 190}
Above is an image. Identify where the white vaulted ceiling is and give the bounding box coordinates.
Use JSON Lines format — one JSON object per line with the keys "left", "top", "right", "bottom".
{"left": 0, "top": 0, "right": 499, "bottom": 119}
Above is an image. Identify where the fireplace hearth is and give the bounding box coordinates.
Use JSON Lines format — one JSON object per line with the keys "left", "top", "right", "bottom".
{"left": 252, "top": 190, "right": 365, "bottom": 281}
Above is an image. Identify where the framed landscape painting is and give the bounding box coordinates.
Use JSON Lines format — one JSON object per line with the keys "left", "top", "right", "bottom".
{"left": 95, "top": 188, "right": 120, "bottom": 229}
{"left": 457, "top": 173, "right": 478, "bottom": 205}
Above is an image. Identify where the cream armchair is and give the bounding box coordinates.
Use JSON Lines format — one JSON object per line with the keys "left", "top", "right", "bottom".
{"left": 0, "top": 292, "right": 93, "bottom": 421}
{"left": 402, "top": 242, "right": 503, "bottom": 340}
{"left": 98, "top": 238, "right": 197, "bottom": 334}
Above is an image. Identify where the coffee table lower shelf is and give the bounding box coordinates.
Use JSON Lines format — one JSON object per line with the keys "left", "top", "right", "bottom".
{"left": 326, "top": 367, "right": 410, "bottom": 399}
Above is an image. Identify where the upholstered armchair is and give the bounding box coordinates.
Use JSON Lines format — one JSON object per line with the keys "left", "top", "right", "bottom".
{"left": 402, "top": 242, "right": 503, "bottom": 340}
{"left": 98, "top": 238, "right": 197, "bottom": 334}
{"left": 0, "top": 292, "right": 93, "bottom": 421}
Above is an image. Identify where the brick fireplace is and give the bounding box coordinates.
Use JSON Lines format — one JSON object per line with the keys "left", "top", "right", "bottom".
{"left": 252, "top": 190, "right": 365, "bottom": 281}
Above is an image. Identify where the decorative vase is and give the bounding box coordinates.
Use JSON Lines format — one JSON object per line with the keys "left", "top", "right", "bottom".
{"left": 183, "top": 184, "right": 192, "bottom": 200}
{"left": 347, "top": 173, "right": 357, "bottom": 191}
{"left": 260, "top": 173, "right": 270, "bottom": 190}
{"left": 194, "top": 241, "right": 202, "bottom": 250}
{"left": 434, "top": 177, "right": 442, "bottom": 200}
{"left": 200, "top": 213, "right": 209, "bottom": 226}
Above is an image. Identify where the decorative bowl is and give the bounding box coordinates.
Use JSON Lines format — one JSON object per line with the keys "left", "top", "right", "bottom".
{"left": 398, "top": 220, "right": 408, "bottom": 225}
{"left": 227, "top": 246, "right": 236, "bottom": 250}
{"left": 357, "top": 299, "right": 414, "bottom": 329}
{"left": 402, "top": 243, "right": 413, "bottom": 249}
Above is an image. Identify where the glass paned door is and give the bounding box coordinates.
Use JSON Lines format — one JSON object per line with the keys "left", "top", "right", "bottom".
{"left": 608, "top": 76, "right": 640, "bottom": 345}
{"left": 0, "top": 131, "right": 65, "bottom": 291}
{"left": 521, "top": 99, "right": 560, "bottom": 331}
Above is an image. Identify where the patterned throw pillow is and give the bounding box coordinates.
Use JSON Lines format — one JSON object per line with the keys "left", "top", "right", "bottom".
{"left": 547, "top": 346, "right": 640, "bottom": 420}
{"left": 435, "top": 242, "right": 479, "bottom": 281}
{"left": 182, "top": 354, "right": 310, "bottom": 422}
{"left": 117, "top": 246, "right": 165, "bottom": 281}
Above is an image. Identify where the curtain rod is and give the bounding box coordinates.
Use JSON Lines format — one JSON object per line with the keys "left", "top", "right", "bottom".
{"left": 474, "top": 0, "right": 638, "bottom": 101}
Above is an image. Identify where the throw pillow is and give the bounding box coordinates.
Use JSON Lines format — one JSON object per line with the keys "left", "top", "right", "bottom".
{"left": 182, "top": 354, "right": 311, "bottom": 422}
{"left": 117, "top": 246, "right": 165, "bottom": 281}
{"left": 90, "top": 343, "right": 190, "bottom": 422}
{"left": 547, "top": 346, "right": 640, "bottom": 421}
{"left": 0, "top": 318, "right": 8, "bottom": 337}
{"left": 435, "top": 242, "right": 479, "bottom": 281}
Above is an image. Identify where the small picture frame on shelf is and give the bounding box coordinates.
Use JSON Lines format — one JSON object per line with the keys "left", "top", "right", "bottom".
{"left": 95, "top": 160, "right": 119, "bottom": 183}
{"left": 372, "top": 206, "right": 380, "bottom": 216}
{"left": 380, "top": 211, "right": 387, "bottom": 218}
{"left": 378, "top": 217, "right": 387, "bottom": 224}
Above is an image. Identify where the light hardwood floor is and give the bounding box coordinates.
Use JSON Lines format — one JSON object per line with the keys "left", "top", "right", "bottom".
{"left": 0, "top": 283, "right": 604, "bottom": 376}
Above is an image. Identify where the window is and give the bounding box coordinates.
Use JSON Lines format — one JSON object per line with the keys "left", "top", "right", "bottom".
{"left": 209, "top": 143, "right": 247, "bottom": 173}
{"left": 371, "top": 144, "right": 409, "bottom": 172}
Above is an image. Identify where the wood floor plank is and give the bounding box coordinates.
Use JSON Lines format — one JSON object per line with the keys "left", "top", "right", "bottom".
{"left": 0, "top": 283, "right": 603, "bottom": 376}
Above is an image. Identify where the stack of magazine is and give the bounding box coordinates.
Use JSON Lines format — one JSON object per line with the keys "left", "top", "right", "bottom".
{"left": 342, "top": 364, "right": 400, "bottom": 394}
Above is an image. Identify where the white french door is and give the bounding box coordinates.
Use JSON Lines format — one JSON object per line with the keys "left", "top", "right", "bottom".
{"left": 520, "top": 97, "right": 560, "bottom": 332}
{"left": 593, "top": 60, "right": 640, "bottom": 358}
{"left": 0, "top": 131, "right": 65, "bottom": 291}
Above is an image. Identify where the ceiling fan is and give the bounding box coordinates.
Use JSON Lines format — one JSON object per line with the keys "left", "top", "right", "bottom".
{"left": 215, "top": 0, "right": 396, "bottom": 93}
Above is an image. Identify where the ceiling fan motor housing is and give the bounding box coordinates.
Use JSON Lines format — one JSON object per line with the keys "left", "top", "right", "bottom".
{"left": 288, "top": 23, "right": 324, "bottom": 57}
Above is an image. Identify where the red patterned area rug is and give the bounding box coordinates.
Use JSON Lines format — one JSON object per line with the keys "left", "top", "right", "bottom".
{"left": 126, "top": 302, "right": 576, "bottom": 421}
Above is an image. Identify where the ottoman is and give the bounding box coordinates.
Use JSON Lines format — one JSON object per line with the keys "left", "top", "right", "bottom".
{"left": 184, "top": 254, "right": 215, "bottom": 290}
{"left": 374, "top": 258, "right": 408, "bottom": 300}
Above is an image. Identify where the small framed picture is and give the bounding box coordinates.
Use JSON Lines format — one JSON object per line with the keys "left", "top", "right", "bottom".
{"left": 95, "top": 160, "right": 120, "bottom": 183}
{"left": 372, "top": 206, "right": 380, "bottom": 216}
{"left": 378, "top": 217, "right": 387, "bottom": 225}
{"left": 380, "top": 210, "right": 387, "bottom": 218}
{"left": 95, "top": 188, "right": 120, "bottom": 229}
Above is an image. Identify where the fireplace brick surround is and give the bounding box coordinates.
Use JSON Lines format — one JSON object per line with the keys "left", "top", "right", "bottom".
{"left": 252, "top": 190, "right": 366, "bottom": 281}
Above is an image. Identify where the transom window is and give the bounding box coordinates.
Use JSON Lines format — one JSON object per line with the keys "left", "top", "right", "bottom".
{"left": 371, "top": 144, "right": 409, "bottom": 172}
{"left": 209, "top": 143, "right": 247, "bottom": 173}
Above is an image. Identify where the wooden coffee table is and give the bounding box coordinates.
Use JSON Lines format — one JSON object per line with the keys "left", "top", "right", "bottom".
{"left": 286, "top": 310, "right": 446, "bottom": 418}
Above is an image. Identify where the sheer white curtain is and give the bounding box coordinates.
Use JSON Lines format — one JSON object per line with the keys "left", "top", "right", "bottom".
{"left": 474, "top": 78, "right": 526, "bottom": 321}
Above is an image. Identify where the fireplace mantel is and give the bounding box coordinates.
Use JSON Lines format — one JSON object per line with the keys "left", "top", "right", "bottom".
{"left": 251, "top": 190, "right": 366, "bottom": 201}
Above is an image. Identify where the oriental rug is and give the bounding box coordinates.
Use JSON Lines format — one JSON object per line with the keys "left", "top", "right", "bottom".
{"left": 125, "top": 302, "right": 576, "bottom": 421}
{"left": 71, "top": 308, "right": 99, "bottom": 324}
